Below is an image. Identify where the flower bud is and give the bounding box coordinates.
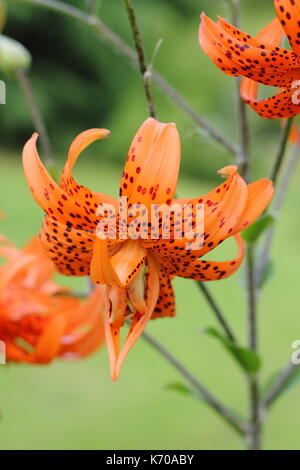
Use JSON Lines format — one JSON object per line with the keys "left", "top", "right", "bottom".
{"left": 0, "top": 34, "right": 31, "bottom": 76}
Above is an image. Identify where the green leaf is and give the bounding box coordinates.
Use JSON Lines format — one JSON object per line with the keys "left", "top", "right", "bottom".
{"left": 203, "top": 327, "right": 261, "bottom": 374}
{"left": 262, "top": 365, "right": 300, "bottom": 405}
{"left": 242, "top": 214, "right": 274, "bottom": 244}
{"left": 259, "top": 259, "right": 274, "bottom": 288}
{"left": 165, "top": 382, "right": 204, "bottom": 401}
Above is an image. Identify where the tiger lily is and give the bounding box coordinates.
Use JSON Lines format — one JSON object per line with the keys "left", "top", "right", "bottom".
{"left": 0, "top": 236, "right": 105, "bottom": 363}
{"left": 199, "top": 0, "right": 300, "bottom": 118}
{"left": 239, "top": 17, "right": 300, "bottom": 142}
{"left": 23, "top": 118, "right": 274, "bottom": 379}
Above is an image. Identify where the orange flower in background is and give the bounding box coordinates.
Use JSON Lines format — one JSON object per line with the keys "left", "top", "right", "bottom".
{"left": 238, "top": 17, "right": 300, "bottom": 141}
{"left": 199, "top": 0, "right": 300, "bottom": 118}
{"left": 0, "top": 236, "right": 105, "bottom": 363}
{"left": 23, "top": 118, "right": 274, "bottom": 379}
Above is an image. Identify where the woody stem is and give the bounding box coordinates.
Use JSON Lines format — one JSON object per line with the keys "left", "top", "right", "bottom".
{"left": 17, "top": 0, "right": 242, "bottom": 157}
{"left": 123, "top": 0, "right": 156, "bottom": 118}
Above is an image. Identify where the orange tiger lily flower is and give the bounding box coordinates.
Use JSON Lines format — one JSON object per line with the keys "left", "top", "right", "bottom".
{"left": 23, "top": 118, "right": 274, "bottom": 379}
{"left": 238, "top": 17, "right": 300, "bottom": 141}
{"left": 199, "top": 0, "right": 300, "bottom": 118}
{"left": 0, "top": 236, "right": 105, "bottom": 363}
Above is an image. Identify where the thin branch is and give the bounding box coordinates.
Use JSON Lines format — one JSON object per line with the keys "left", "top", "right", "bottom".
{"left": 141, "top": 329, "right": 246, "bottom": 435}
{"left": 261, "top": 362, "right": 299, "bottom": 409}
{"left": 17, "top": 0, "right": 242, "bottom": 157}
{"left": 270, "top": 117, "right": 294, "bottom": 185}
{"left": 196, "top": 282, "right": 237, "bottom": 343}
{"left": 123, "top": 0, "right": 156, "bottom": 118}
{"left": 256, "top": 142, "right": 300, "bottom": 288}
{"left": 16, "top": 67, "right": 54, "bottom": 167}
{"left": 229, "top": 0, "right": 260, "bottom": 450}
{"left": 235, "top": 77, "right": 250, "bottom": 181}
{"left": 245, "top": 212, "right": 261, "bottom": 450}
{"left": 230, "top": 0, "right": 250, "bottom": 181}
{"left": 246, "top": 246, "right": 257, "bottom": 351}
{"left": 245, "top": 241, "right": 261, "bottom": 451}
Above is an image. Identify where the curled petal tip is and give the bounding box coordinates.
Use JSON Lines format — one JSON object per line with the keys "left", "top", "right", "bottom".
{"left": 217, "top": 165, "right": 238, "bottom": 178}
{"left": 100, "top": 128, "right": 111, "bottom": 139}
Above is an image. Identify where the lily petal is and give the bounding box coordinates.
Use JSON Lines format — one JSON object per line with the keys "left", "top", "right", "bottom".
{"left": 120, "top": 118, "right": 181, "bottom": 208}
{"left": 199, "top": 13, "right": 298, "bottom": 87}
{"left": 151, "top": 273, "right": 176, "bottom": 319}
{"left": 235, "top": 179, "right": 274, "bottom": 233}
{"left": 274, "top": 0, "right": 300, "bottom": 57}
{"left": 240, "top": 18, "right": 286, "bottom": 103}
{"left": 165, "top": 234, "right": 244, "bottom": 281}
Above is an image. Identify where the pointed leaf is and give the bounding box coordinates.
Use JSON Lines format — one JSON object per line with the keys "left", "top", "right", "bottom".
{"left": 203, "top": 327, "right": 261, "bottom": 374}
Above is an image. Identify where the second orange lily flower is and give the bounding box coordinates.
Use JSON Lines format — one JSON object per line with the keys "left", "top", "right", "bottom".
{"left": 0, "top": 236, "right": 105, "bottom": 364}
{"left": 199, "top": 0, "right": 300, "bottom": 118}
{"left": 23, "top": 118, "right": 274, "bottom": 380}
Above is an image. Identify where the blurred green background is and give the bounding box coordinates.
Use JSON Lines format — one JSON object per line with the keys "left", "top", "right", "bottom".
{"left": 0, "top": 0, "right": 300, "bottom": 450}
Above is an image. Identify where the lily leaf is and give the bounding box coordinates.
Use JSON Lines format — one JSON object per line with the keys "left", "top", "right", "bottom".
{"left": 259, "top": 259, "right": 274, "bottom": 288}
{"left": 165, "top": 382, "right": 204, "bottom": 401}
{"left": 242, "top": 214, "right": 274, "bottom": 244}
{"left": 262, "top": 364, "right": 300, "bottom": 406}
{"left": 203, "top": 327, "right": 261, "bottom": 374}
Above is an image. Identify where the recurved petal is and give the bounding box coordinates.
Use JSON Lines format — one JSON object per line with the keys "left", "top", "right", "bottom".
{"left": 199, "top": 13, "right": 298, "bottom": 87}
{"left": 234, "top": 179, "right": 274, "bottom": 233}
{"left": 166, "top": 235, "right": 244, "bottom": 282}
{"left": 240, "top": 18, "right": 286, "bottom": 102}
{"left": 245, "top": 87, "right": 300, "bottom": 118}
{"left": 60, "top": 128, "right": 116, "bottom": 207}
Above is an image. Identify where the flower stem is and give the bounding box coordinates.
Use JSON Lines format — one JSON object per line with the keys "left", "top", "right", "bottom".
{"left": 17, "top": 0, "right": 242, "bottom": 157}
{"left": 270, "top": 117, "right": 294, "bottom": 185}
{"left": 261, "top": 362, "right": 299, "bottom": 409}
{"left": 230, "top": 0, "right": 249, "bottom": 181}
{"left": 123, "top": 0, "right": 156, "bottom": 118}
{"left": 256, "top": 142, "right": 300, "bottom": 288}
{"left": 229, "top": 0, "right": 261, "bottom": 450}
{"left": 141, "top": 329, "right": 246, "bottom": 435}
{"left": 196, "top": 282, "right": 237, "bottom": 343}
{"left": 16, "top": 67, "right": 54, "bottom": 168}
{"left": 245, "top": 244, "right": 261, "bottom": 450}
